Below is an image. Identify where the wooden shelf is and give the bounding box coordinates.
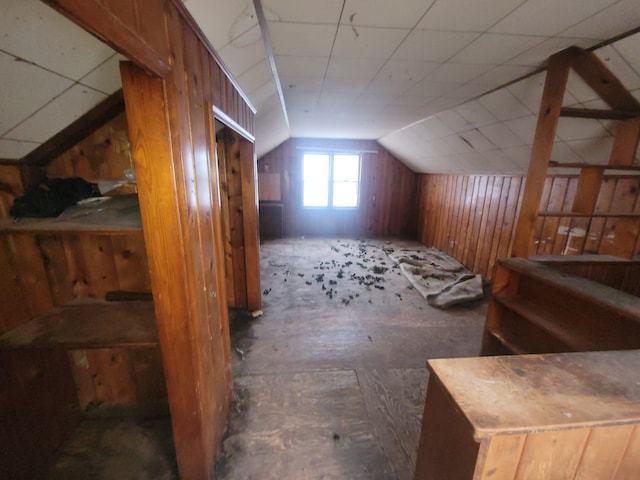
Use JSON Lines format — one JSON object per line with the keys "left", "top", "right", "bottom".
{"left": 483, "top": 327, "right": 527, "bottom": 355}
{"left": 560, "top": 106, "right": 640, "bottom": 120}
{"left": 493, "top": 293, "right": 595, "bottom": 351}
{"left": 0, "top": 194, "right": 142, "bottom": 235}
{"left": 538, "top": 211, "right": 639, "bottom": 218}
{"left": 497, "top": 258, "right": 640, "bottom": 319}
{"left": 548, "top": 161, "right": 640, "bottom": 171}
{"left": 0, "top": 300, "right": 158, "bottom": 350}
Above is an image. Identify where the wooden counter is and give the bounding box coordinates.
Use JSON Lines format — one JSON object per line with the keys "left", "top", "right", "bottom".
{"left": 415, "top": 350, "right": 640, "bottom": 479}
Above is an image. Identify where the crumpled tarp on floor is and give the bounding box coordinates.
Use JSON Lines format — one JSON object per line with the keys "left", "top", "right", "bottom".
{"left": 388, "top": 247, "right": 484, "bottom": 308}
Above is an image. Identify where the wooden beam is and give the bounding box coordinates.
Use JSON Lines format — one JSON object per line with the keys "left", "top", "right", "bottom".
{"left": 21, "top": 90, "right": 125, "bottom": 167}
{"left": 571, "top": 48, "right": 640, "bottom": 112}
{"left": 560, "top": 107, "right": 640, "bottom": 121}
{"left": 609, "top": 118, "right": 640, "bottom": 166}
{"left": 511, "top": 49, "right": 575, "bottom": 258}
{"left": 42, "top": 0, "right": 170, "bottom": 77}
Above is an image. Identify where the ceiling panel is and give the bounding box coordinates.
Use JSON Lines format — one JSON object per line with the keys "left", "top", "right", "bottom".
{"left": 490, "top": 0, "right": 619, "bottom": 36}
{"left": 250, "top": 82, "right": 279, "bottom": 111}
{"left": 451, "top": 33, "right": 545, "bottom": 65}
{"left": 237, "top": 59, "right": 274, "bottom": 94}
{"left": 471, "top": 65, "right": 537, "bottom": 86}
{"left": 394, "top": 30, "right": 479, "bottom": 62}
{"left": 323, "top": 76, "right": 370, "bottom": 94}
{"left": 417, "top": 0, "right": 526, "bottom": 32}
{"left": 79, "top": 54, "right": 127, "bottom": 95}
{"left": 326, "top": 57, "right": 386, "bottom": 79}
{"left": 331, "top": 25, "right": 409, "bottom": 59}
{"left": 477, "top": 89, "right": 531, "bottom": 121}
{"left": 341, "top": 0, "right": 436, "bottom": 28}
{"left": 279, "top": 75, "right": 323, "bottom": 92}
{"left": 1, "top": 0, "right": 115, "bottom": 81}
{"left": 275, "top": 56, "right": 329, "bottom": 77}
{"left": 459, "top": 129, "right": 498, "bottom": 152}
{"left": 0, "top": 138, "right": 39, "bottom": 158}
{"left": 612, "top": 33, "right": 640, "bottom": 76}
{"left": 217, "top": 25, "right": 268, "bottom": 76}
{"left": 269, "top": 23, "right": 337, "bottom": 57}
{"left": 455, "top": 100, "right": 498, "bottom": 128}
{"left": 263, "top": 0, "right": 343, "bottom": 24}
{"left": 556, "top": 117, "right": 613, "bottom": 141}
{"left": 478, "top": 123, "right": 524, "bottom": 148}
{"left": 6, "top": 84, "right": 107, "bottom": 143}
{"left": 183, "top": 0, "right": 254, "bottom": 49}
{"left": 425, "top": 63, "right": 494, "bottom": 84}
{"left": 560, "top": 0, "right": 640, "bottom": 39}
{"left": 506, "top": 36, "right": 596, "bottom": 67}
{"left": 0, "top": 51, "right": 73, "bottom": 135}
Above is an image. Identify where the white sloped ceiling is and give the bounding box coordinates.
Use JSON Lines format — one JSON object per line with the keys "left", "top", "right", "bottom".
{"left": 2, "top": 0, "right": 639, "bottom": 174}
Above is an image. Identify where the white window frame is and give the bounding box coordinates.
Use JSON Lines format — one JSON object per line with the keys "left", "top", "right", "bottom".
{"left": 302, "top": 152, "right": 361, "bottom": 209}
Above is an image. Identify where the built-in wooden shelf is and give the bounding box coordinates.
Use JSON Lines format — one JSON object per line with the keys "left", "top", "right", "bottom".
{"left": 493, "top": 293, "right": 595, "bottom": 351}
{"left": 0, "top": 194, "right": 142, "bottom": 235}
{"left": 481, "top": 258, "right": 640, "bottom": 356}
{"left": 538, "top": 211, "right": 639, "bottom": 218}
{"left": 0, "top": 300, "right": 158, "bottom": 350}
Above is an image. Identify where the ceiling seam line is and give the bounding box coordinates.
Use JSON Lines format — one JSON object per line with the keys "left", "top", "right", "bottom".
{"left": 253, "top": 0, "right": 290, "bottom": 131}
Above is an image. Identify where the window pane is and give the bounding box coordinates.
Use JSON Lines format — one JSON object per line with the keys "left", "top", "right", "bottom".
{"left": 333, "top": 155, "right": 360, "bottom": 181}
{"left": 304, "top": 180, "right": 329, "bottom": 207}
{"left": 303, "top": 154, "right": 329, "bottom": 181}
{"left": 332, "top": 182, "right": 358, "bottom": 207}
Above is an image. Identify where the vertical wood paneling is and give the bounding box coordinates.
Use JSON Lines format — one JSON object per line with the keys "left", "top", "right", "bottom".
{"left": 574, "top": 425, "right": 635, "bottom": 479}
{"left": 515, "top": 429, "right": 590, "bottom": 479}
{"left": 417, "top": 174, "right": 640, "bottom": 280}
{"left": 46, "top": 112, "right": 132, "bottom": 182}
{"left": 258, "top": 138, "right": 417, "bottom": 238}
{"left": 5, "top": 1, "right": 253, "bottom": 478}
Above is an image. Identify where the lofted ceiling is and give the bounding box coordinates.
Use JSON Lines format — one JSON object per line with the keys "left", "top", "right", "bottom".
{"left": 2, "top": 0, "right": 640, "bottom": 175}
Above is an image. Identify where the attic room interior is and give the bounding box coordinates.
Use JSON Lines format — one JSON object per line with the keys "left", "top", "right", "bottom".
{"left": 1, "top": 0, "right": 640, "bottom": 479}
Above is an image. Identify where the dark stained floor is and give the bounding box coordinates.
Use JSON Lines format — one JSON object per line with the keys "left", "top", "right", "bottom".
{"left": 217, "top": 238, "right": 488, "bottom": 479}
{"left": 40, "top": 237, "right": 487, "bottom": 479}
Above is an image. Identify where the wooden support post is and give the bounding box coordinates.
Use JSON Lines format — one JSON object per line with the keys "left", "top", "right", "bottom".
{"left": 240, "top": 136, "right": 262, "bottom": 311}
{"left": 609, "top": 118, "right": 640, "bottom": 166}
{"left": 511, "top": 50, "right": 574, "bottom": 257}
{"left": 120, "top": 62, "right": 224, "bottom": 480}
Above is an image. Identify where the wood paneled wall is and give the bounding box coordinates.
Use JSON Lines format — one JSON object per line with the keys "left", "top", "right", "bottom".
{"left": 29, "top": 1, "right": 257, "bottom": 478}
{"left": 417, "top": 174, "right": 640, "bottom": 280}
{"left": 258, "top": 138, "right": 417, "bottom": 238}
{"left": 217, "top": 127, "right": 261, "bottom": 311}
{"left": 46, "top": 111, "right": 133, "bottom": 182}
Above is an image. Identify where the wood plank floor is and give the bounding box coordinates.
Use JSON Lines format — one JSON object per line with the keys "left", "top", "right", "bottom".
{"left": 218, "top": 238, "right": 488, "bottom": 479}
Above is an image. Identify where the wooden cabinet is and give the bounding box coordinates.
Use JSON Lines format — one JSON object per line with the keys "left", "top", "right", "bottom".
{"left": 481, "top": 257, "right": 640, "bottom": 355}
{"left": 415, "top": 350, "right": 640, "bottom": 480}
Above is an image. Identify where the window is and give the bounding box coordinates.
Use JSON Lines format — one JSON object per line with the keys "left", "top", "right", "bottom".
{"left": 303, "top": 153, "right": 361, "bottom": 208}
